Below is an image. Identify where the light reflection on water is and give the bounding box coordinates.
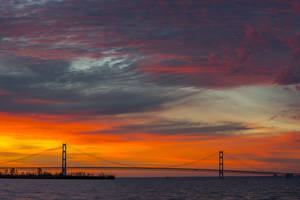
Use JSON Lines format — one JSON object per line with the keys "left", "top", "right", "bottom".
{"left": 0, "top": 177, "right": 299, "bottom": 200}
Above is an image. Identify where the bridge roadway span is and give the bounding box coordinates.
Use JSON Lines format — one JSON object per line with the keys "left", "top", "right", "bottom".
{"left": 0, "top": 166, "right": 299, "bottom": 176}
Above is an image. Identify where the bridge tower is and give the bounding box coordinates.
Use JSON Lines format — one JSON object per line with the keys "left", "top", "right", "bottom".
{"left": 219, "top": 151, "right": 224, "bottom": 178}
{"left": 62, "top": 143, "right": 67, "bottom": 176}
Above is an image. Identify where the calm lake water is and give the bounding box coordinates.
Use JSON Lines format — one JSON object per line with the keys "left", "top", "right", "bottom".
{"left": 0, "top": 177, "right": 299, "bottom": 200}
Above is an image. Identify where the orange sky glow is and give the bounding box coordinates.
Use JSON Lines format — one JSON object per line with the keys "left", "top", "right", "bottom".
{"left": 1, "top": 0, "right": 300, "bottom": 177}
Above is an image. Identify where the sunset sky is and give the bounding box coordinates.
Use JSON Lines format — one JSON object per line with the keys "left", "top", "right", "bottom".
{"left": 0, "top": 0, "right": 300, "bottom": 174}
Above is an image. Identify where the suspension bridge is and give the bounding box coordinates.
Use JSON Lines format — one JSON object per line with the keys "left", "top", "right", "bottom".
{"left": 0, "top": 144, "right": 299, "bottom": 178}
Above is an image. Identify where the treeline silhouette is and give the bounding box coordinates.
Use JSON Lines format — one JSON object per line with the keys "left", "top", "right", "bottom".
{"left": 0, "top": 168, "right": 115, "bottom": 179}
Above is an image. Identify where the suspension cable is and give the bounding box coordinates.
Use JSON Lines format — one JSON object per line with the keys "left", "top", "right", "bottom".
{"left": 0, "top": 146, "right": 60, "bottom": 165}
{"left": 69, "top": 145, "right": 219, "bottom": 168}
{"left": 226, "top": 154, "right": 264, "bottom": 172}
{"left": 165, "top": 151, "right": 219, "bottom": 168}
{"left": 69, "top": 145, "right": 149, "bottom": 167}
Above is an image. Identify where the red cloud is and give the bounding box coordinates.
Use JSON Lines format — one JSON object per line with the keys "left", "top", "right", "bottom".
{"left": 15, "top": 98, "right": 67, "bottom": 104}
{"left": 0, "top": 90, "right": 14, "bottom": 95}
{"left": 0, "top": 0, "right": 299, "bottom": 88}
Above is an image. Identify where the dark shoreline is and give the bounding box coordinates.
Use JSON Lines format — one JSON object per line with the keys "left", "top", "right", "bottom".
{"left": 0, "top": 175, "right": 115, "bottom": 179}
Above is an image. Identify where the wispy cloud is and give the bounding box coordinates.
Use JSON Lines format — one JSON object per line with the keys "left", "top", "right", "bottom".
{"left": 82, "top": 119, "right": 253, "bottom": 136}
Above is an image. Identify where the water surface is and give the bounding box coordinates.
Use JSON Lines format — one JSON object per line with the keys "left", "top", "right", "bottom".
{"left": 0, "top": 177, "right": 299, "bottom": 200}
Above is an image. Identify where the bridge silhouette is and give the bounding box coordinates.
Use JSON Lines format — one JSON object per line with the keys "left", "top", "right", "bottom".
{"left": 1, "top": 144, "right": 299, "bottom": 178}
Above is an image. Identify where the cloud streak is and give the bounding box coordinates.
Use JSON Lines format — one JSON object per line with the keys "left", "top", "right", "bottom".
{"left": 0, "top": 56, "right": 195, "bottom": 115}
{"left": 83, "top": 120, "right": 253, "bottom": 136}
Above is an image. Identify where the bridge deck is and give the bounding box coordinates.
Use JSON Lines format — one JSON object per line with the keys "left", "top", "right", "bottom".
{"left": 0, "top": 166, "right": 299, "bottom": 176}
